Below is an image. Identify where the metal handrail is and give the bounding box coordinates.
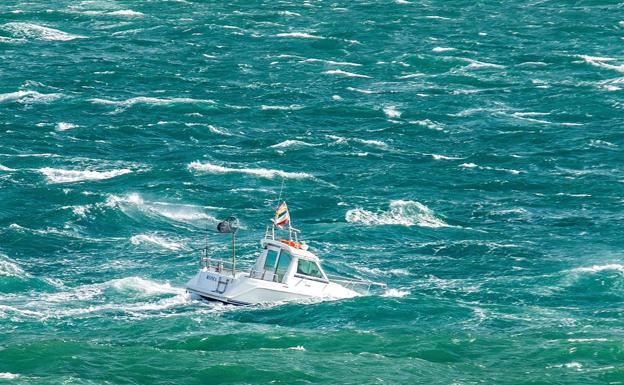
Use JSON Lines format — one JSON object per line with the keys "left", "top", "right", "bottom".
{"left": 200, "top": 256, "right": 251, "bottom": 276}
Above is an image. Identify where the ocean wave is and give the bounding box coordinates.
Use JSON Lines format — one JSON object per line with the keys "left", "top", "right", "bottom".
{"left": 260, "top": 104, "right": 302, "bottom": 111}
{"left": 570, "top": 264, "right": 624, "bottom": 274}
{"left": 0, "top": 254, "right": 28, "bottom": 278}
{"left": 577, "top": 55, "right": 624, "bottom": 74}
{"left": 459, "top": 163, "right": 522, "bottom": 175}
{"left": 0, "top": 90, "right": 63, "bottom": 104}
{"left": 106, "top": 276, "right": 184, "bottom": 296}
{"left": 430, "top": 154, "right": 462, "bottom": 160}
{"left": 274, "top": 32, "right": 323, "bottom": 39}
{"left": 409, "top": 119, "right": 444, "bottom": 131}
{"left": 432, "top": 47, "right": 456, "bottom": 53}
{"left": 56, "top": 122, "right": 78, "bottom": 131}
{"left": 90, "top": 96, "right": 215, "bottom": 109}
{"left": 1, "top": 22, "right": 85, "bottom": 41}
{"left": 270, "top": 140, "right": 316, "bottom": 149}
{"left": 462, "top": 58, "right": 505, "bottom": 70}
{"left": 382, "top": 289, "right": 410, "bottom": 297}
{"left": 345, "top": 200, "right": 451, "bottom": 228}
{"left": 188, "top": 161, "right": 315, "bottom": 180}
{"left": 324, "top": 69, "right": 371, "bottom": 78}
{"left": 106, "top": 193, "right": 215, "bottom": 223}
{"left": 108, "top": 9, "right": 145, "bottom": 17}
{"left": 383, "top": 105, "right": 402, "bottom": 118}
{"left": 130, "top": 234, "right": 186, "bottom": 251}
{"left": 300, "top": 58, "right": 362, "bottom": 67}
{"left": 0, "top": 373, "right": 20, "bottom": 379}
{"left": 328, "top": 135, "right": 389, "bottom": 149}
{"left": 0, "top": 164, "right": 16, "bottom": 172}
{"left": 39, "top": 167, "right": 132, "bottom": 183}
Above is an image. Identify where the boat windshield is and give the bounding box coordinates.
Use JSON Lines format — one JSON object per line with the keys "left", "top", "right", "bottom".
{"left": 296, "top": 259, "right": 324, "bottom": 279}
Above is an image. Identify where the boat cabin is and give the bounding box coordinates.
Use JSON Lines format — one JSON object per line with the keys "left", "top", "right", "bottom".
{"left": 250, "top": 238, "right": 328, "bottom": 284}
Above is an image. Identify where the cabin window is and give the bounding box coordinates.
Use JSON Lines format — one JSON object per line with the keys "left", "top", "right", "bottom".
{"left": 296, "top": 259, "right": 324, "bottom": 279}
{"left": 264, "top": 249, "right": 279, "bottom": 270}
{"left": 275, "top": 252, "right": 292, "bottom": 282}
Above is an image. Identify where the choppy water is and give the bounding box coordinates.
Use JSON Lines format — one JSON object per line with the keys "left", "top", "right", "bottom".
{"left": 1, "top": 0, "right": 623, "bottom": 383}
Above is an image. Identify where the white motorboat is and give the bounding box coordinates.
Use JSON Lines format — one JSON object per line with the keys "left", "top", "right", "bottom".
{"left": 186, "top": 202, "right": 382, "bottom": 305}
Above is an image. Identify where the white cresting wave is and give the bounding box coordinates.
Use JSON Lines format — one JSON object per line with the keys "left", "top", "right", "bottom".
{"left": 0, "top": 277, "right": 189, "bottom": 321}
{"left": 0, "top": 90, "right": 64, "bottom": 104}
{"left": 39, "top": 167, "right": 132, "bottom": 183}
{"left": 108, "top": 10, "right": 145, "bottom": 17}
{"left": 90, "top": 96, "right": 215, "bottom": 108}
{"left": 383, "top": 105, "right": 402, "bottom": 118}
{"left": 130, "top": 234, "right": 185, "bottom": 251}
{"left": 328, "top": 135, "right": 389, "bottom": 149}
{"left": 570, "top": 264, "right": 624, "bottom": 274}
{"left": 1, "top": 22, "right": 86, "bottom": 41}
{"left": 56, "top": 122, "right": 78, "bottom": 131}
{"left": 324, "top": 69, "right": 371, "bottom": 78}
{"left": 346, "top": 200, "right": 451, "bottom": 228}
{"left": 270, "top": 140, "right": 316, "bottom": 149}
{"left": 382, "top": 289, "right": 410, "bottom": 298}
{"left": 578, "top": 55, "right": 624, "bottom": 74}
{"left": 0, "top": 254, "right": 28, "bottom": 278}
{"left": 274, "top": 32, "right": 323, "bottom": 39}
{"left": 106, "top": 193, "right": 215, "bottom": 223}
{"left": 188, "top": 161, "right": 315, "bottom": 180}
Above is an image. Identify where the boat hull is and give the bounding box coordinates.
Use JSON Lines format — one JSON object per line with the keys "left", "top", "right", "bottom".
{"left": 185, "top": 268, "right": 359, "bottom": 305}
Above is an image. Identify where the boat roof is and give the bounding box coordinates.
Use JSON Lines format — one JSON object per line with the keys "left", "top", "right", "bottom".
{"left": 261, "top": 239, "right": 320, "bottom": 262}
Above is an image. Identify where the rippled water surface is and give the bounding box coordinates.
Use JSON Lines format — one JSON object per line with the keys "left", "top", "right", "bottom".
{"left": 1, "top": 0, "right": 623, "bottom": 383}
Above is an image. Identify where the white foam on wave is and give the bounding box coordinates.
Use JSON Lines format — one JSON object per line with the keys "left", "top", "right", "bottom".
{"left": 300, "top": 58, "right": 362, "bottom": 67}
{"left": 328, "top": 135, "right": 389, "bottom": 149}
{"left": 324, "top": 69, "right": 371, "bottom": 78}
{"left": 383, "top": 105, "right": 402, "bottom": 118}
{"left": 1, "top": 22, "right": 85, "bottom": 41}
{"left": 274, "top": 32, "right": 323, "bottom": 39}
{"left": 382, "top": 289, "right": 410, "bottom": 297}
{"left": 571, "top": 264, "right": 624, "bottom": 274}
{"left": 107, "top": 276, "right": 184, "bottom": 296}
{"left": 130, "top": 234, "right": 185, "bottom": 251}
{"left": 431, "top": 154, "right": 462, "bottom": 160}
{"left": 188, "top": 161, "right": 314, "bottom": 180}
{"left": 346, "top": 200, "right": 451, "bottom": 228}
{"left": 577, "top": 55, "right": 624, "bottom": 74}
{"left": 410, "top": 119, "right": 444, "bottom": 131}
{"left": 90, "top": 96, "right": 215, "bottom": 109}
{"left": 432, "top": 47, "right": 456, "bottom": 53}
{"left": 462, "top": 58, "right": 505, "bottom": 70}
{"left": 0, "top": 90, "right": 63, "bottom": 104}
{"left": 346, "top": 87, "right": 375, "bottom": 94}
{"left": 108, "top": 9, "right": 145, "bottom": 17}
{"left": 207, "top": 124, "right": 232, "bottom": 136}
{"left": 56, "top": 122, "right": 78, "bottom": 131}
{"left": 106, "top": 193, "right": 215, "bottom": 223}
{"left": 0, "top": 373, "right": 20, "bottom": 379}
{"left": 260, "top": 104, "right": 302, "bottom": 111}
{"left": 459, "top": 163, "right": 522, "bottom": 175}
{"left": 0, "top": 254, "right": 28, "bottom": 278}
{"left": 0, "top": 164, "right": 16, "bottom": 172}
{"left": 39, "top": 167, "right": 132, "bottom": 183}
{"left": 278, "top": 11, "right": 301, "bottom": 17}
{"left": 270, "top": 140, "right": 316, "bottom": 149}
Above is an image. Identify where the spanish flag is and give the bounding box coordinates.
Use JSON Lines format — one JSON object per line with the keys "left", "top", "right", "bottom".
{"left": 274, "top": 201, "right": 290, "bottom": 227}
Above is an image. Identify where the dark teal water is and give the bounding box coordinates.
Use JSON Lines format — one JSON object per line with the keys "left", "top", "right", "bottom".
{"left": 1, "top": 0, "right": 623, "bottom": 383}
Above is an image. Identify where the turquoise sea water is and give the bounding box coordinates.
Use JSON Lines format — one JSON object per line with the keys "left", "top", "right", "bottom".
{"left": 1, "top": 0, "right": 623, "bottom": 383}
